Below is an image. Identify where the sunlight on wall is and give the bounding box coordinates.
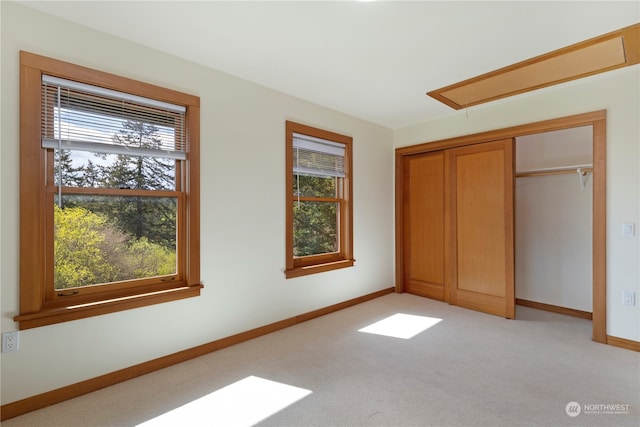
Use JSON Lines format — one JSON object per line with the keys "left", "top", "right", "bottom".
{"left": 137, "top": 376, "right": 312, "bottom": 427}
{"left": 358, "top": 313, "right": 442, "bottom": 339}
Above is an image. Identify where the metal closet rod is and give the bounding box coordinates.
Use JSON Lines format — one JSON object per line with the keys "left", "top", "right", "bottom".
{"left": 515, "top": 163, "right": 593, "bottom": 178}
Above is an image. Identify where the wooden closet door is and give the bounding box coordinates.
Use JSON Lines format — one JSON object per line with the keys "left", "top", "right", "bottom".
{"left": 448, "top": 139, "right": 515, "bottom": 318}
{"left": 403, "top": 152, "right": 446, "bottom": 301}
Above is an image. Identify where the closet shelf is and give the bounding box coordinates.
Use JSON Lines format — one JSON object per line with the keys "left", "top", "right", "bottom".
{"left": 515, "top": 164, "right": 593, "bottom": 178}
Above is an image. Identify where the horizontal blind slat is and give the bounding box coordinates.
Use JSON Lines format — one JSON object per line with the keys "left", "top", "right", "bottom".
{"left": 293, "top": 134, "right": 345, "bottom": 178}
{"left": 42, "top": 75, "right": 186, "bottom": 158}
{"left": 42, "top": 74, "right": 185, "bottom": 113}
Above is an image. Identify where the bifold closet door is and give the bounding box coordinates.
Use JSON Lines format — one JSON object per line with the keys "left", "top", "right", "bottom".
{"left": 448, "top": 139, "right": 515, "bottom": 318}
{"left": 403, "top": 152, "right": 446, "bottom": 301}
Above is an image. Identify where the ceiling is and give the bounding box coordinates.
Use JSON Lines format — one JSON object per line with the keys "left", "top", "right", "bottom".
{"left": 19, "top": 1, "right": 640, "bottom": 129}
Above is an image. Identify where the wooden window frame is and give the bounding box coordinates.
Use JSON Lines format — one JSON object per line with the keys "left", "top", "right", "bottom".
{"left": 16, "top": 51, "right": 202, "bottom": 329}
{"left": 285, "top": 121, "right": 354, "bottom": 278}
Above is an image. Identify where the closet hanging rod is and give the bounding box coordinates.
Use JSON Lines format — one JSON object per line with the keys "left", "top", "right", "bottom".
{"left": 516, "top": 164, "right": 593, "bottom": 178}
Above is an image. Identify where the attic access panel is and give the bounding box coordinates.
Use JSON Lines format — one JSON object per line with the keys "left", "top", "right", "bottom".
{"left": 427, "top": 23, "right": 639, "bottom": 110}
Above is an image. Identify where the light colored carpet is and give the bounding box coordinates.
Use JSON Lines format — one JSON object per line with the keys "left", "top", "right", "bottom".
{"left": 3, "top": 293, "right": 639, "bottom": 426}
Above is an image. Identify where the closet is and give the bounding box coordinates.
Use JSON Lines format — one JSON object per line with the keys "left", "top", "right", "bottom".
{"left": 395, "top": 111, "right": 606, "bottom": 341}
{"left": 402, "top": 139, "right": 514, "bottom": 318}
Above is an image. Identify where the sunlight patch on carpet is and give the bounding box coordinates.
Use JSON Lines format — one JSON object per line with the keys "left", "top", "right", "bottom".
{"left": 358, "top": 313, "right": 442, "bottom": 339}
{"left": 137, "top": 375, "right": 312, "bottom": 427}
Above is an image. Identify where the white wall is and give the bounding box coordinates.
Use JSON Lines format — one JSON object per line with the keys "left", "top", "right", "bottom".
{"left": 516, "top": 127, "right": 593, "bottom": 171}
{"left": 0, "top": 3, "right": 394, "bottom": 405}
{"left": 395, "top": 67, "right": 640, "bottom": 342}
{"left": 515, "top": 174, "right": 593, "bottom": 312}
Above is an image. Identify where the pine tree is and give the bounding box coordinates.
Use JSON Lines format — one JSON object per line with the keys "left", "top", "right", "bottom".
{"left": 80, "top": 159, "right": 103, "bottom": 188}
{"left": 55, "top": 148, "right": 84, "bottom": 187}
{"left": 95, "top": 120, "right": 177, "bottom": 248}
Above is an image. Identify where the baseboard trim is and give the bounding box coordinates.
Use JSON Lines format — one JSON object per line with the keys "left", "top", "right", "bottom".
{"left": 515, "top": 298, "right": 593, "bottom": 320}
{"left": 1, "top": 287, "right": 395, "bottom": 421}
{"left": 607, "top": 335, "right": 640, "bottom": 352}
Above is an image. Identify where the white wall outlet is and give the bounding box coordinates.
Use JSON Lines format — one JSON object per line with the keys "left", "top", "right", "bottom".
{"left": 623, "top": 290, "right": 636, "bottom": 306}
{"left": 2, "top": 331, "right": 20, "bottom": 352}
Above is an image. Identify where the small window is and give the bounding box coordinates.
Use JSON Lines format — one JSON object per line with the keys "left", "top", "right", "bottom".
{"left": 17, "top": 52, "right": 202, "bottom": 329}
{"left": 285, "top": 121, "right": 354, "bottom": 278}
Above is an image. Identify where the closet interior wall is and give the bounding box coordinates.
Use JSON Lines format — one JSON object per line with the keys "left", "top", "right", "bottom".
{"left": 515, "top": 126, "right": 594, "bottom": 313}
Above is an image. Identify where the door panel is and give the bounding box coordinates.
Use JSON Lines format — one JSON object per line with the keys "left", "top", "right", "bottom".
{"left": 403, "top": 152, "right": 445, "bottom": 301}
{"left": 450, "top": 139, "right": 515, "bottom": 318}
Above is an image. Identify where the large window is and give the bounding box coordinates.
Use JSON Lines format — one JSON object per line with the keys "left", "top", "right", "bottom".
{"left": 17, "top": 52, "right": 202, "bottom": 329}
{"left": 285, "top": 121, "right": 354, "bottom": 278}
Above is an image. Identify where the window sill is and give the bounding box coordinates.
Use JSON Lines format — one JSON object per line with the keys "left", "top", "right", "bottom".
{"left": 14, "top": 284, "right": 203, "bottom": 330}
{"left": 285, "top": 259, "right": 354, "bottom": 279}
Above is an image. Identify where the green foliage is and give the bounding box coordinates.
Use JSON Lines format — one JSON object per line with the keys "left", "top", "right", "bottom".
{"left": 293, "top": 201, "right": 337, "bottom": 256}
{"left": 293, "top": 174, "right": 339, "bottom": 257}
{"left": 54, "top": 204, "right": 176, "bottom": 290}
{"left": 54, "top": 205, "right": 119, "bottom": 288}
{"left": 72, "top": 195, "right": 177, "bottom": 250}
{"left": 294, "top": 174, "right": 336, "bottom": 198}
{"left": 124, "top": 237, "right": 176, "bottom": 278}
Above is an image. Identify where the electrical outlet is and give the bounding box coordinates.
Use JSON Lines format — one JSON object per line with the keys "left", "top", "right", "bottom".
{"left": 2, "top": 331, "right": 20, "bottom": 352}
{"left": 623, "top": 290, "right": 636, "bottom": 306}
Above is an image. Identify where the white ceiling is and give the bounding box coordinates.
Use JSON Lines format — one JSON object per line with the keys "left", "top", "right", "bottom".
{"left": 19, "top": 1, "right": 640, "bottom": 129}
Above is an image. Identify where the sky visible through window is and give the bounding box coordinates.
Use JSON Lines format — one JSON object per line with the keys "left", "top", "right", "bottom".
{"left": 53, "top": 107, "right": 177, "bottom": 168}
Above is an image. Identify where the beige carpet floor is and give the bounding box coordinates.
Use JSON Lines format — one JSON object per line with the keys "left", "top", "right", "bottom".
{"left": 3, "top": 293, "right": 639, "bottom": 426}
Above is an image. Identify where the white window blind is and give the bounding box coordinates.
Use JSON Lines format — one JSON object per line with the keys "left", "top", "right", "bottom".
{"left": 293, "top": 133, "right": 345, "bottom": 178}
{"left": 41, "top": 75, "right": 187, "bottom": 160}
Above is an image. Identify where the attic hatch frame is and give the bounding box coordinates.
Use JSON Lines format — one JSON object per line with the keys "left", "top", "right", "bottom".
{"left": 427, "top": 24, "right": 639, "bottom": 110}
